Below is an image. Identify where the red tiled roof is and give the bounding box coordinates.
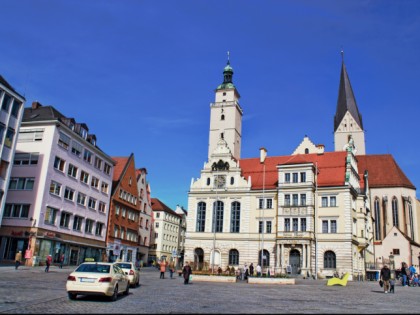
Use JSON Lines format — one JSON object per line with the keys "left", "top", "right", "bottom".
{"left": 151, "top": 198, "right": 178, "bottom": 216}
{"left": 239, "top": 151, "right": 347, "bottom": 190}
{"left": 112, "top": 157, "right": 130, "bottom": 182}
{"left": 357, "top": 154, "right": 415, "bottom": 190}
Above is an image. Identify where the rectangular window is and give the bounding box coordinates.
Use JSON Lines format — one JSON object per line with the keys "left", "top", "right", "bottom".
{"left": 292, "top": 194, "right": 298, "bottom": 206}
{"left": 292, "top": 173, "right": 298, "bottom": 183}
{"left": 322, "top": 197, "right": 328, "bottom": 207}
{"left": 98, "top": 201, "right": 106, "bottom": 213}
{"left": 322, "top": 220, "right": 328, "bottom": 233}
{"left": 301, "top": 218, "right": 306, "bottom": 232}
{"left": 54, "top": 156, "right": 65, "bottom": 172}
{"left": 9, "top": 177, "right": 34, "bottom": 190}
{"left": 392, "top": 249, "right": 400, "bottom": 255}
{"left": 259, "top": 198, "right": 264, "bottom": 209}
{"left": 300, "top": 172, "right": 306, "bottom": 183}
{"left": 85, "top": 219, "right": 94, "bottom": 234}
{"left": 285, "top": 194, "right": 290, "bottom": 206}
{"left": 58, "top": 131, "right": 71, "bottom": 150}
{"left": 14, "top": 153, "right": 39, "bottom": 165}
{"left": 293, "top": 218, "right": 298, "bottom": 232}
{"left": 115, "top": 205, "right": 120, "bottom": 216}
{"left": 266, "top": 221, "right": 272, "bottom": 234}
{"left": 77, "top": 192, "right": 86, "bottom": 206}
{"left": 300, "top": 194, "right": 306, "bottom": 206}
{"left": 103, "top": 163, "right": 111, "bottom": 175}
{"left": 18, "top": 129, "right": 44, "bottom": 142}
{"left": 44, "top": 207, "right": 58, "bottom": 225}
{"left": 88, "top": 197, "right": 97, "bottom": 210}
{"left": 1, "top": 93, "right": 11, "bottom": 112}
{"left": 330, "top": 196, "right": 337, "bottom": 207}
{"left": 64, "top": 187, "right": 75, "bottom": 201}
{"left": 71, "top": 141, "right": 83, "bottom": 157}
{"left": 5, "top": 128, "right": 15, "bottom": 147}
{"left": 73, "top": 216, "right": 83, "bottom": 231}
{"left": 67, "top": 163, "right": 78, "bottom": 178}
{"left": 0, "top": 123, "right": 5, "bottom": 144}
{"left": 122, "top": 208, "right": 126, "bottom": 218}
{"left": 259, "top": 221, "right": 263, "bottom": 233}
{"left": 114, "top": 225, "right": 119, "bottom": 238}
{"left": 331, "top": 220, "right": 337, "bottom": 233}
{"left": 94, "top": 157, "right": 103, "bottom": 170}
{"left": 59, "top": 212, "right": 71, "bottom": 228}
{"left": 49, "top": 181, "right": 61, "bottom": 196}
{"left": 284, "top": 218, "right": 290, "bottom": 232}
{"left": 3, "top": 204, "right": 30, "bottom": 218}
{"left": 266, "top": 198, "right": 272, "bottom": 209}
{"left": 80, "top": 170, "right": 89, "bottom": 184}
{"left": 91, "top": 176, "right": 99, "bottom": 189}
{"left": 95, "top": 222, "right": 104, "bottom": 236}
{"left": 83, "top": 149, "right": 92, "bottom": 163}
{"left": 11, "top": 100, "right": 21, "bottom": 117}
{"left": 101, "top": 182, "right": 109, "bottom": 194}
{"left": 285, "top": 173, "right": 290, "bottom": 183}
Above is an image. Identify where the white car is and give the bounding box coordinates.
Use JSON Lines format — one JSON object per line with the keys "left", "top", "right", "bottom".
{"left": 66, "top": 262, "right": 130, "bottom": 301}
{"left": 116, "top": 262, "right": 140, "bottom": 287}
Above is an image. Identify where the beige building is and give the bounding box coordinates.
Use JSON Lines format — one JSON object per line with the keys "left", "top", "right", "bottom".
{"left": 184, "top": 56, "right": 417, "bottom": 280}
{"left": 149, "top": 198, "right": 182, "bottom": 265}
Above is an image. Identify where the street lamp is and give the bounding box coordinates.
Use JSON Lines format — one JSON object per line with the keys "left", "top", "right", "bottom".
{"left": 314, "top": 162, "right": 319, "bottom": 280}
{"left": 260, "top": 147, "right": 267, "bottom": 273}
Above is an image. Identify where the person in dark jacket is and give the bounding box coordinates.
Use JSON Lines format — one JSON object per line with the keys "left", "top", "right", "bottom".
{"left": 380, "top": 264, "right": 391, "bottom": 293}
{"left": 401, "top": 262, "right": 409, "bottom": 286}
{"left": 182, "top": 262, "right": 192, "bottom": 285}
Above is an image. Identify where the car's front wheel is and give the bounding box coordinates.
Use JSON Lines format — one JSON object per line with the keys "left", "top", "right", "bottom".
{"left": 68, "top": 292, "right": 77, "bottom": 300}
{"left": 110, "top": 286, "right": 118, "bottom": 302}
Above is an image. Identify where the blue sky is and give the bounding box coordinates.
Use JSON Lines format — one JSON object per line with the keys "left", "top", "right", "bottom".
{"left": 2, "top": 0, "right": 420, "bottom": 210}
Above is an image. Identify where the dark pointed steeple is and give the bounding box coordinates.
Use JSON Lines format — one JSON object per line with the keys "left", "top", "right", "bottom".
{"left": 334, "top": 54, "right": 363, "bottom": 132}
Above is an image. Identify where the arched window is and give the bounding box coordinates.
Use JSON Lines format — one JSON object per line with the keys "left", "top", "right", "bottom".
{"left": 304, "top": 148, "right": 309, "bottom": 154}
{"left": 230, "top": 176, "right": 234, "bottom": 185}
{"left": 324, "top": 251, "right": 336, "bottom": 269}
{"left": 196, "top": 202, "right": 206, "bottom": 232}
{"left": 213, "top": 200, "right": 224, "bottom": 232}
{"left": 392, "top": 197, "right": 399, "bottom": 228}
{"left": 229, "top": 249, "right": 239, "bottom": 265}
{"left": 230, "top": 201, "right": 240, "bottom": 233}
{"left": 408, "top": 199, "right": 414, "bottom": 239}
{"left": 258, "top": 250, "right": 270, "bottom": 267}
{"left": 194, "top": 248, "right": 204, "bottom": 270}
{"left": 206, "top": 178, "right": 210, "bottom": 186}
{"left": 374, "top": 198, "right": 381, "bottom": 240}
{"left": 221, "top": 114, "right": 225, "bottom": 120}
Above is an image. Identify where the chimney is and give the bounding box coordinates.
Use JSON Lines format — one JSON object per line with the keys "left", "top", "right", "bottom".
{"left": 316, "top": 144, "right": 325, "bottom": 154}
{"left": 32, "top": 101, "right": 42, "bottom": 109}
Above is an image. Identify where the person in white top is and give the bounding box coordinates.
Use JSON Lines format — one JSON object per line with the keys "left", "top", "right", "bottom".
{"left": 256, "top": 264, "right": 262, "bottom": 277}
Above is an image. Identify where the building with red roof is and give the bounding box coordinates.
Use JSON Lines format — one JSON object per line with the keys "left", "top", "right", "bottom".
{"left": 184, "top": 55, "right": 418, "bottom": 280}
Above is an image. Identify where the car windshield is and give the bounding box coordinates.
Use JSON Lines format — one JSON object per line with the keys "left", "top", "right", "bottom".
{"left": 75, "top": 264, "right": 110, "bottom": 273}
{"left": 116, "top": 263, "right": 132, "bottom": 269}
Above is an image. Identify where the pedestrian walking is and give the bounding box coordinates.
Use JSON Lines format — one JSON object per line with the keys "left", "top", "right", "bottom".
{"left": 169, "top": 260, "right": 175, "bottom": 279}
{"left": 380, "top": 264, "right": 391, "bottom": 293}
{"left": 45, "top": 254, "right": 52, "bottom": 272}
{"left": 249, "top": 263, "right": 254, "bottom": 277}
{"left": 59, "top": 253, "right": 65, "bottom": 269}
{"left": 159, "top": 260, "right": 167, "bottom": 279}
{"left": 401, "top": 262, "right": 409, "bottom": 286}
{"left": 182, "top": 262, "right": 192, "bottom": 285}
{"left": 15, "top": 251, "right": 22, "bottom": 270}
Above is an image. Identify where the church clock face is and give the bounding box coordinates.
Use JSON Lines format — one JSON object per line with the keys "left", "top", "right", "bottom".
{"left": 214, "top": 175, "right": 226, "bottom": 189}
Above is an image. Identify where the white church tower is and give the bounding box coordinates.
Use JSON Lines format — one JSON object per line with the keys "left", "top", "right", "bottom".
{"left": 334, "top": 52, "right": 366, "bottom": 155}
{"left": 208, "top": 53, "right": 243, "bottom": 160}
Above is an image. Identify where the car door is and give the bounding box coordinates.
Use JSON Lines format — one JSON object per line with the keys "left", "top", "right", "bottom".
{"left": 113, "top": 265, "right": 126, "bottom": 292}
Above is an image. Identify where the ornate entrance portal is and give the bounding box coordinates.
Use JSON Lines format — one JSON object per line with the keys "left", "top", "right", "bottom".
{"left": 289, "top": 249, "right": 301, "bottom": 274}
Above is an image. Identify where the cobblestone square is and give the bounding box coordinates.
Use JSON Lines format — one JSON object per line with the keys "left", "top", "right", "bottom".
{"left": 0, "top": 266, "right": 418, "bottom": 314}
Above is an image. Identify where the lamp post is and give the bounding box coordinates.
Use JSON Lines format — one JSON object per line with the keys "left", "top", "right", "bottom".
{"left": 389, "top": 254, "right": 395, "bottom": 279}
{"left": 260, "top": 148, "right": 267, "bottom": 273}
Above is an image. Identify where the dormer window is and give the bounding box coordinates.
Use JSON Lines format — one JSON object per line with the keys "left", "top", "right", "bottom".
{"left": 80, "top": 128, "right": 87, "bottom": 139}
{"left": 69, "top": 123, "right": 75, "bottom": 131}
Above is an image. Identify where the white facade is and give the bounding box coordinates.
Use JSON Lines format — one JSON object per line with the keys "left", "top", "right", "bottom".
{"left": 1, "top": 103, "right": 114, "bottom": 266}
{"left": 0, "top": 78, "right": 25, "bottom": 225}
{"left": 136, "top": 168, "right": 152, "bottom": 265}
